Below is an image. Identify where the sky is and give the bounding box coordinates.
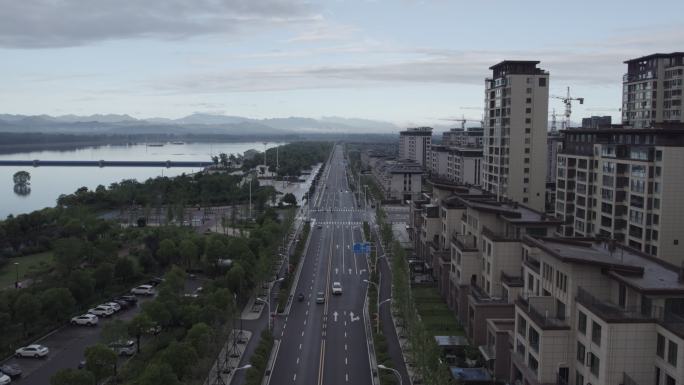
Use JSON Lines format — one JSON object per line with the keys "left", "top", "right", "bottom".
{"left": 1, "top": 0, "right": 683, "bottom": 127}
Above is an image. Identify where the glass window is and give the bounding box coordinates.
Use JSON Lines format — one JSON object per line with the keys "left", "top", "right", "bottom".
{"left": 578, "top": 311, "right": 587, "bottom": 334}
{"left": 657, "top": 333, "right": 665, "bottom": 358}
{"left": 668, "top": 341, "right": 678, "bottom": 366}
{"left": 577, "top": 341, "right": 585, "bottom": 364}
{"left": 589, "top": 353, "right": 600, "bottom": 377}
{"left": 576, "top": 371, "right": 584, "bottom": 385}
{"left": 528, "top": 354, "right": 539, "bottom": 374}
{"left": 592, "top": 321, "right": 602, "bottom": 346}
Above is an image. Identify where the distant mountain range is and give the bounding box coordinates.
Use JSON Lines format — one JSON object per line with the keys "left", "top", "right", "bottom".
{"left": 0, "top": 113, "right": 400, "bottom": 136}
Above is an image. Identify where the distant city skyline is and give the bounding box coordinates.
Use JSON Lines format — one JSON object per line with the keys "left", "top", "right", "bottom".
{"left": 1, "top": 0, "right": 683, "bottom": 127}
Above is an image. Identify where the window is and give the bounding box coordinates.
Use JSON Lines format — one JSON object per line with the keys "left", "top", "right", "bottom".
{"left": 529, "top": 326, "right": 540, "bottom": 352}
{"left": 518, "top": 314, "right": 527, "bottom": 337}
{"left": 526, "top": 98, "right": 532, "bottom": 103}
{"left": 666, "top": 374, "right": 676, "bottom": 385}
{"left": 592, "top": 321, "right": 602, "bottom": 346}
{"left": 589, "top": 353, "right": 600, "bottom": 377}
{"left": 528, "top": 354, "right": 538, "bottom": 374}
{"left": 668, "top": 341, "right": 678, "bottom": 366}
{"left": 578, "top": 311, "right": 587, "bottom": 334}
{"left": 619, "top": 284, "right": 626, "bottom": 308}
{"left": 655, "top": 366, "right": 661, "bottom": 385}
{"left": 577, "top": 341, "right": 585, "bottom": 364}
{"left": 576, "top": 371, "right": 584, "bottom": 385}
{"left": 657, "top": 333, "right": 665, "bottom": 358}
{"left": 539, "top": 78, "right": 547, "bottom": 87}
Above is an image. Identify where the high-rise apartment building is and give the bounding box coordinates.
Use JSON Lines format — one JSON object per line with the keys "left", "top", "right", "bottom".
{"left": 442, "top": 127, "right": 484, "bottom": 147}
{"left": 555, "top": 126, "right": 684, "bottom": 265}
{"left": 622, "top": 52, "right": 684, "bottom": 128}
{"left": 483, "top": 61, "right": 549, "bottom": 211}
{"left": 399, "top": 127, "right": 432, "bottom": 167}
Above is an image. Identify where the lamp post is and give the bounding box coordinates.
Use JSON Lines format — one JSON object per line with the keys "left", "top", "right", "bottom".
{"left": 257, "top": 277, "right": 284, "bottom": 330}
{"left": 378, "top": 365, "right": 402, "bottom": 385}
{"left": 14, "top": 262, "right": 19, "bottom": 289}
{"left": 363, "top": 279, "right": 381, "bottom": 334}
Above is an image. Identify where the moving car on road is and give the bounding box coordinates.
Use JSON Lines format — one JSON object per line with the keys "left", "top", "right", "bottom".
{"left": 0, "top": 364, "right": 22, "bottom": 379}
{"left": 315, "top": 291, "right": 325, "bottom": 304}
{"left": 71, "top": 314, "right": 99, "bottom": 326}
{"left": 88, "top": 305, "right": 114, "bottom": 317}
{"left": 15, "top": 344, "right": 49, "bottom": 358}
{"left": 332, "top": 282, "right": 343, "bottom": 295}
{"left": 131, "top": 284, "right": 155, "bottom": 296}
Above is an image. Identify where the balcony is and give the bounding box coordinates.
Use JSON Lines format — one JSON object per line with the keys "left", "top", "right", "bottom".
{"left": 453, "top": 233, "right": 478, "bottom": 251}
{"left": 523, "top": 258, "right": 541, "bottom": 274}
{"left": 576, "top": 287, "right": 654, "bottom": 323}
{"left": 517, "top": 295, "right": 570, "bottom": 330}
{"left": 470, "top": 284, "right": 508, "bottom": 304}
{"left": 478, "top": 344, "right": 496, "bottom": 361}
{"left": 501, "top": 271, "right": 524, "bottom": 288}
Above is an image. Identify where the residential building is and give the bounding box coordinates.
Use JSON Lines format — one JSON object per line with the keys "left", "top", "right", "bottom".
{"left": 555, "top": 126, "right": 684, "bottom": 265}
{"left": 512, "top": 236, "right": 684, "bottom": 385}
{"left": 443, "top": 127, "right": 484, "bottom": 147}
{"left": 582, "top": 116, "right": 612, "bottom": 129}
{"left": 399, "top": 127, "right": 433, "bottom": 167}
{"left": 367, "top": 156, "right": 423, "bottom": 201}
{"left": 622, "top": 52, "right": 684, "bottom": 128}
{"left": 483, "top": 61, "right": 549, "bottom": 211}
{"left": 429, "top": 145, "right": 483, "bottom": 186}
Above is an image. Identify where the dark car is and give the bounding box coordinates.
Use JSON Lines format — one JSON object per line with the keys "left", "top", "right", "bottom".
{"left": 0, "top": 364, "right": 22, "bottom": 379}
{"left": 147, "top": 277, "right": 165, "bottom": 286}
{"left": 117, "top": 295, "right": 138, "bottom": 305}
{"left": 78, "top": 360, "right": 86, "bottom": 370}
{"left": 112, "top": 299, "right": 132, "bottom": 309}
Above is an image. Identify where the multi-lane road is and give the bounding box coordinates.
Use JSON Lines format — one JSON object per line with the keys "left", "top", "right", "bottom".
{"left": 269, "top": 145, "right": 373, "bottom": 385}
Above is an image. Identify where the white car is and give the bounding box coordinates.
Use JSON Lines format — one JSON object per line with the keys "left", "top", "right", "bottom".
{"left": 332, "top": 282, "right": 343, "bottom": 295}
{"left": 131, "top": 284, "right": 155, "bottom": 296}
{"left": 0, "top": 373, "right": 9, "bottom": 385}
{"left": 71, "top": 313, "right": 99, "bottom": 326}
{"left": 105, "top": 302, "right": 122, "bottom": 312}
{"left": 15, "top": 344, "right": 49, "bottom": 358}
{"left": 88, "top": 305, "right": 114, "bottom": 317}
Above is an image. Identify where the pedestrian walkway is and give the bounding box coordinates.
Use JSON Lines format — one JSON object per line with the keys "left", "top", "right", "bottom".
{"left": 204, "top": 330, "right": 252, "bottom": 385}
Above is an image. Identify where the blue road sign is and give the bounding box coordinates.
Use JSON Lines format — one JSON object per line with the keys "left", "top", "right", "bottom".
{"left": 363, "top": 243, "right": 372, "bottom": 253}
{"left": 353, "top": 243, "right": 363, "bottom": 254}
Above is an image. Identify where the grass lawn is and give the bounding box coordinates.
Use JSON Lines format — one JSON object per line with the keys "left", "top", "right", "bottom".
{"left": 0, "top": 251, "right": 53, "bottom": 289}
{"left": 412, "top": 286, "right": 464, "bottom": 336}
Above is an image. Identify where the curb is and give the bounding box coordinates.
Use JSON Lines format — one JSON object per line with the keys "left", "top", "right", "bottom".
{"left": 261, "top": 339, "right": 281, "bottom": 385}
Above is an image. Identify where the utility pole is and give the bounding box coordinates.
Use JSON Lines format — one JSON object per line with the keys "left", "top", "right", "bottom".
{"left": 248, "top": 174, "right": 252, "bottom": 220}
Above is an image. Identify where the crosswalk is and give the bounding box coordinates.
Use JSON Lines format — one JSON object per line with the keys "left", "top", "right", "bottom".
{"left": 311, "top": 208, "right": 364, "bottom": 213}
{"left": 316, "top": 221, "right": 364, "bottom": 225}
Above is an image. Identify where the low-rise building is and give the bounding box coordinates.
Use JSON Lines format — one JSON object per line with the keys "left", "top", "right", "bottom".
{"left": 429, "top": 145, "right": 483, "bottom": 186}
{"left": 443, "top": 127, "right": 484, "bottom": 148}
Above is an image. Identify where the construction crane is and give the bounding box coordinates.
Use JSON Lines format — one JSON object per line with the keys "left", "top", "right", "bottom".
{"left": 441, "top": 115, "right": 483, "bottom": 130}
{"left": 552, "top": 86, "right": 584, "bottom": 129}
{"left": 549, "top": 109, "right": 563, "bottom": 132}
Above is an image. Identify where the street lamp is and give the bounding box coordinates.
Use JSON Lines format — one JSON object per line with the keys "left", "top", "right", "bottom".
{"left": 14, "top": 262, "right": 19, "bottom": 289}
{"left": 363, "top": 279, "right": 382, "bottom": 334}
{"left": 377, "top": 365, "right": 402, "bottom": 385}
{"left": 223, "top": 364, "right": 252, "bottom": 374}
{"left": 257, "top": 277, "right": 285, "bottom": 330}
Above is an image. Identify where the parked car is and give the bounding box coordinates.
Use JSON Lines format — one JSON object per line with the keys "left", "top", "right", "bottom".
{"left": 88, "top": 305, "right": 114, "bottom": 317}
{"left": 108, "top": 340, "right": 136, "bottom": 356}
{"left": 332, "top": 282, "right": 343, "bottom": 295}
{"left": 316, "top": 292, "right": 325, "bottom": 304}
{"left": 112, "top": 299, "right": 132, "bottom": 309}
{"left": 147, "top": 277, "right": 165, "bottom": 286}
{"left": 71, "top": 314, "right": 99, "bottom": 326}
{"left": 104, "top": 302, "right": 122, "bottom": 312}
{"left": 0, "top": 364, "right": 22, "bottom": 379}
{"left": 117, "top": 295, "right": 138, "bottom": 305}
{"left": 0, "top": 373, "right": 9, "bottom": 385}
{"left": 131, "top": 285, "right": 155, "bottom": 296}
{"left": 147, "top": 325, "right": 162, "bottom": 335}
{"left": 78, "top": 360, "right": 86, "bottom": 369}
{"left": 15, "top": 345, "right": 49, "bottom": 358}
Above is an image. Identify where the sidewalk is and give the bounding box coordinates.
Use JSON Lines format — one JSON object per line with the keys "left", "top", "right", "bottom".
{"left": 204, "top": 330, "right": 252, "bottom": 385}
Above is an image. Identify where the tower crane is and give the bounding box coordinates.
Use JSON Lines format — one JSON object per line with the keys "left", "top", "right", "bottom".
{"left": 441, "top": 115, "right": 483, "bottom": 130}
{"left": 549, "top": 109, "right": 563, "bottom": 132}
{"left": 552, "top": 86, "right": 584, "bottom": 129}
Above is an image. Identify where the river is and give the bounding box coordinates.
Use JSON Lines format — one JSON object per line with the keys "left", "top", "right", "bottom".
{"left": 0, "top": 141, "right": 284, "bottom": 218}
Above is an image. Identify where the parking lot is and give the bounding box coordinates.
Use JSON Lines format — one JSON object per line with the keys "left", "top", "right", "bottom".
{"left": 2, "top": 279, "right": 202, "bottom": 385}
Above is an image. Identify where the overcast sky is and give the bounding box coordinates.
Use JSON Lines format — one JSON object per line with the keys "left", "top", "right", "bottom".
{"left": 1, "top": 0, "right": 683, "bottom": 127}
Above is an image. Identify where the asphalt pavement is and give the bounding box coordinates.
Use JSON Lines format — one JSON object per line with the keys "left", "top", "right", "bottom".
{"left": 268, "top": 145, "right": 373, "bottom": 385}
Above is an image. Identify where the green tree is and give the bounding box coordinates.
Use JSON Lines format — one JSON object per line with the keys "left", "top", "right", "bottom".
{"left": 53, "top": 237, "right": 85, "bottom": 276}
{"left": 93, "top": 263, "right": 114, "bottom": 294}
{"left": 225, "top": 262, "right": 245, "bottom": 294}
{"left": 68, "top": 270, "right": 95, "bottom": 303}
{"left": 143, "top": 300, "right": 172, "bottom": 328}
{"left": 162, "top": 342, "right": 199, "bottom": 380}
{"left": 179, "top": 239, "right": 198, "bottom": 269}
{"left": 185, "top": 322, "right": 212, "bottom": 352}
{"left": 84, "top": 344, "right": 117, "bottom": 384}
{"left": 14, "top": 292, "right": 40, "bottom": 335}
{"left": 40, "top": 288, "right": 76, "bottom": 323}
{"left": 281, "top": 192, "right": 297, "bottom": 206}
{"left": 139, "top": 363, "right": 181, "bottom": 385}
{"left": 113, "top": 257, "right": 135, "bottom": 283}
{"left": 157, "top": 239, "right": 178, "bottom": 266}
{"left": 100, "top": 319, "right": 128, "bottom": 345}
{"left": 13, "top": 170, "right": 30, "bottom": 185}
{"left": 128, "top": 313, "right": 153, "bottom": 353}
{"left": 50, "top": 368, "right": 95, "bottom": 385}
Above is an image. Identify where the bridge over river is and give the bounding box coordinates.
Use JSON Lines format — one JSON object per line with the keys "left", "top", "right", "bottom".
{"left": 0, "top": 160, "right": 214, "bottom": 168}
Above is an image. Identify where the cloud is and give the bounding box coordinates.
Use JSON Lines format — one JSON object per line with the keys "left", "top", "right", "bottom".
{"left": 0, "top": 0, "right": 317, "bottom": 48}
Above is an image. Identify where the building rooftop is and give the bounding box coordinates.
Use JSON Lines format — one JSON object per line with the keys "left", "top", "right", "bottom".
{"left": 459, "top": 196, "right": 561, "bottom": 225}
{"left": 524, "top": 237, "right": 684, "bottom": 294}
{"left": 624, "top": 52, "right": 684, "bottom": 64}
{"left": 489, "top": 60, "right": 545, "bottom": 76}
{"left": 399, "top": 127, "right": 433, "bottom": 135}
